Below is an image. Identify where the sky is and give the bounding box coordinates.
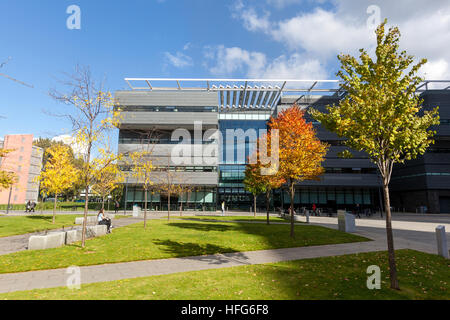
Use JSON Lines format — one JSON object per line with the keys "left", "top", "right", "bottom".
{"left": 1, "top": 0, "right": 449, "bottom": 141}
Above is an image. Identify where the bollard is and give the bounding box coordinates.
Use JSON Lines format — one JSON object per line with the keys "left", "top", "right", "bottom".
{"left": 436, "top": 226, "right": 449, "bottom": 259}
{"left": 338, "top": 210, "right": 356, "bottom": 233}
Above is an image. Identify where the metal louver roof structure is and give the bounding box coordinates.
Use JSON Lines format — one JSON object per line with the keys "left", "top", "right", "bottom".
{"left": 124, "top": 78, "right": 450, "bottom": 111}
{"left": 124, "top": 78, "right": 341, "bottom": 110}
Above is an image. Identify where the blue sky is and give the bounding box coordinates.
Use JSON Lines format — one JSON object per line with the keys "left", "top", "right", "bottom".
{"left": 1, "top": 0, "right": 449, "bottom": 140}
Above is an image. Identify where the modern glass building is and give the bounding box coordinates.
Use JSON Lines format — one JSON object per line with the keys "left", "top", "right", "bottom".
{"left": 116, "top": 79, "right": 450, "bottom": 214}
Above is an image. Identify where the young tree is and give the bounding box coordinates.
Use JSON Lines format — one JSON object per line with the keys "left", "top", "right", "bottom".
{"left": 309, "top": 21, "right": 440, "bottom": 290}
{"left": 0, "top": 148, "right": 17, "bottom": 190}
{"left": 153, "top": 159, "right": 190, "bottom": 221}
{"left": 243, "top": 164, "right": 266, "bottom": 218}
{"left": 269, "top": 105, "right": 328, "bottom": 238}
{"left": 38, "top": 144, "right": 80, "bottom": 223}
{"left": 92, "top": 150, "right": 124, "bottom": 210}
{"left": 249, "top": 134, "right": 286, "bottom": 224}
{"left": 50, "top": 65, "right": 121, "bottom": 247}
{"left": 130, "top": 150, "right": 154, "bottom": 229}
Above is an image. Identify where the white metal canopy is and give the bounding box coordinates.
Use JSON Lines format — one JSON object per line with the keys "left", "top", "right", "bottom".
{"left": 123, "top": 78, "right": 450, "bottom": 110}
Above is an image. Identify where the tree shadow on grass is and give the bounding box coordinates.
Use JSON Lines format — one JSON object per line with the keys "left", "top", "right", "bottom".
{"left": 167, "top": 222, "right": 233, "bottom": 232}
{"left": 25, "top": 216, "right": 53, "bottom": 222}
{"left": 153, "top": 239, "right": 250, "bottom": 265}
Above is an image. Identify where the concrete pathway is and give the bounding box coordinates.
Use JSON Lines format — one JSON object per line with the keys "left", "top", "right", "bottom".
{"left": 0, "top": 239, "right": 390, "bottom": 294}
{"left": 0, "top": 213, "right": 448, "bottom": 294}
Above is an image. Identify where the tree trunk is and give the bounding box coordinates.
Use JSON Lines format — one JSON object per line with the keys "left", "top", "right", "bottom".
{"left": 168, "top": 192, "right": 171, "bottom": 221}
{"left": 144, "top": 188, "right": 148, "bottom": 229}
{"left": 180, "top": 202, "right": 183, "bottom": 217}
{"left": 81, "top": 183, "right": 89, "bottom": 248}
{"left": 52, "top": 194, "right": 57, "bottom": 224}
{"left": 383, "top": 183, "right": 399, "bottom": 290}
{"left": 290, "top": 183, "right": 295, "bottom": 238}
{"left": 266, "top": 189, "right": 270, "bottom": 225}
{"left": 102, "top": 197, "right": 105, "bottom": 210}
{"left": 254, "top": 194, "right": 257, "bottom": 218}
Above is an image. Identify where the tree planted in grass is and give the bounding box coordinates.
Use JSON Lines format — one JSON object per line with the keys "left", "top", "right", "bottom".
{"left": 269, "top": 105, "right": 328, "bottom": 238}
{"left": 92, "top": 149, "right": 124, "bottom": 210}
{"left": 130, "top": 150, "right": 154, "bottom": 229}
{"left": 50, "top": 65, "right": 121, "bottom": 247}
{"left": 309, "top": 21, "right": 440, "bottom": 290}
{"left": 38, "top": 144, "right": 80, "bottom": 223}
{"left": 244, "top": 134, "right": 285, "bottom": 224}
{"left": 243, "top": 164, "right": 266, "bottom": 218}
{"left": 0, "top": 148, "right": 17, "bottom": 191}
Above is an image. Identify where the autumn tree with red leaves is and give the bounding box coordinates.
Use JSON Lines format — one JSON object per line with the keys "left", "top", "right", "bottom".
{"left": 268, "top": 105, "right": 328, "bottom": 238}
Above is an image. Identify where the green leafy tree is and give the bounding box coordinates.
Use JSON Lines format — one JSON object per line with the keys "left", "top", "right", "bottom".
{"left": 309, "top": 20, "right": 440, "bottom": 290}
{"left": 243, "top": 164, "right": 266, "bottom": 218}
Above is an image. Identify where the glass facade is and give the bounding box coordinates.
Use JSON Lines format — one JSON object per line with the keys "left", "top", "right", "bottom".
{"left": 218, "top": 117, "right": 269, "bottom": 210}
{"left": 123, "top": 186, "right": 217, "bottom": 212}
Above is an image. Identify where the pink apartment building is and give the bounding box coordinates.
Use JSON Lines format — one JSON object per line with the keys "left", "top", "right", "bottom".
{"left": 0, "top": 134, "right": 43, "bottom": 205}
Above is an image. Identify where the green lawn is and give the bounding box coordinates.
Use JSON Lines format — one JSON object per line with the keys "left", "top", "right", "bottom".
{"left": 1, "top": 250, "right": 447, "bottom": 300}
{"left": 0, "top": 215, "right": 83, "bottom": 238}
{"left": 0, "top": 220, "right": 369, "bottom": 274}
{"left": 179, "top": 216, "right": 294, "bottom": 223}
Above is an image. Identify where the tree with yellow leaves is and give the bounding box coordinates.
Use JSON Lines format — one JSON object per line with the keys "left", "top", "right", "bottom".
{"left": 0, "top": 148, "right": 17, "bottom": 191}
{"left": 50, "top": 65, "right": 121, "bottom": 246}
{"left": 309, "top": 21, "right": 440, "bottom": 290}
{"left": 269, "top": 105, "right": 328, "bottom": 238}
{"left": 92, "top": 149, "right": 124, "bottom": 210}
{"left": 129, "top": 150, "right": 154, "bottom": 229}
{"left": 38, "top": 144, "right": 80, "bottom": 224}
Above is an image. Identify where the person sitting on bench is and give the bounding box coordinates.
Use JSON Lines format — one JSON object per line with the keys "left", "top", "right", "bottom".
{"left": 97, "top": 209, "right": 111, "bottom": 234}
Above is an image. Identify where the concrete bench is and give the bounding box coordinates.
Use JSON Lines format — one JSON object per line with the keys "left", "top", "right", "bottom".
{"left": 29, "top": 225, "right": 109, "bottom": 251}
{"left": 28, "top": 232, "right": 66, "bottom": 251}
{"left": 75, "top": 215, "right": 116, "bottom": 225}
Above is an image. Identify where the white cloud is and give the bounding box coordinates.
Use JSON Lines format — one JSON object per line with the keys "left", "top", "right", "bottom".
{"left": 204, "top": 45, "right": 328, "bottom": 80}
{"left": 52, "top": 135, "right": 88, "bottom": 158}
{"left": 266, "top": 0, "right": 302, "bottom": 9}
{"left": 183, "top": 42, "right": 192, "bottom": 51}
{"left": 232, "top": 0, "right": 450, "bottom": 80}
{"left": 164, "top": 51, "right": 193, "bottom": 68}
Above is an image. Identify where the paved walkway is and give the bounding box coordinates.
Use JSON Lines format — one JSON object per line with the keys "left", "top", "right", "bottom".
{"left": 0, "top": 213, "right": 448, "bottom": 294}
{"left": 0, "top": 240, "right": 390, "bottom": 294}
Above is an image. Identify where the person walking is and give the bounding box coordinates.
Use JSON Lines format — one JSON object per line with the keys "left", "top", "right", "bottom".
{"left": 25, "top": 201, "right": 31, "bottom": 213}
{"left": 221, "top": 201, "right": 225, "bottom": 216}
{"left": 312, "top": 203, "right": 317, "bottom": 216}
{"left": 114, "top": 200, "right": 120, "bottom": 214}
{"left": 355, "top": 204, "right": 361, "bottom": 218}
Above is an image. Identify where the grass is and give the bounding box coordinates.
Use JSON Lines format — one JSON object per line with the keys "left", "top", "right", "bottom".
{"left": 0, "top": 219, "right": 369, "bottom": 274}
{"left": 0, "top": 215, "right": 83, "bottom": 238}
{"left": 179, "top": 216, "right": 295, "bottom": 223}
{"left": 1, "top": 250, "right": 447, "bottom": 300}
